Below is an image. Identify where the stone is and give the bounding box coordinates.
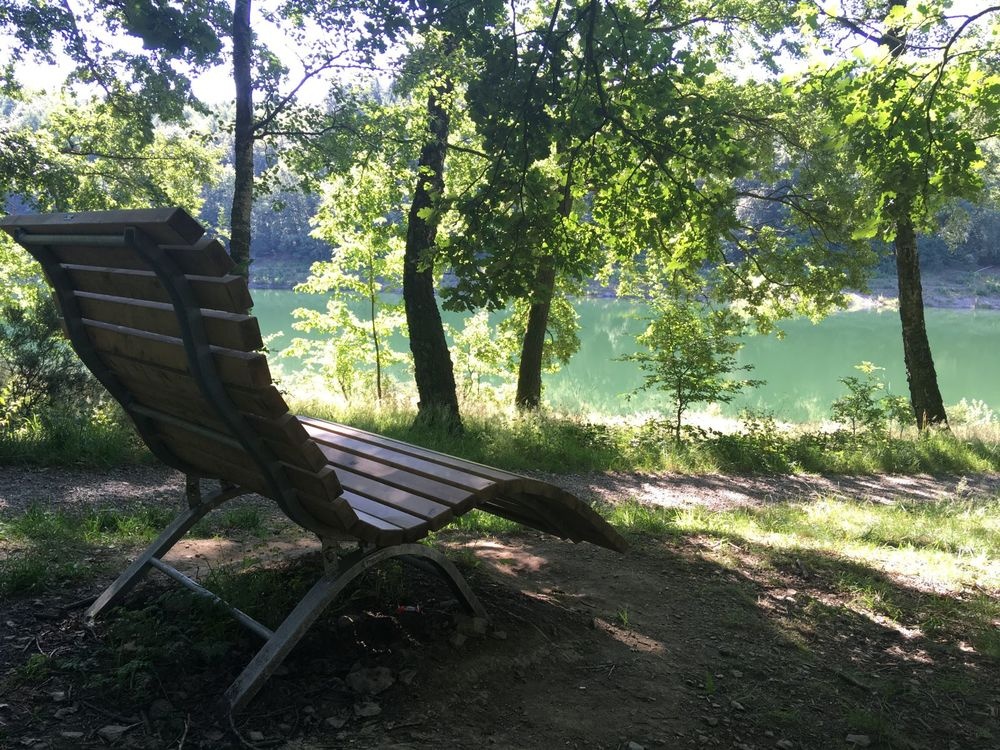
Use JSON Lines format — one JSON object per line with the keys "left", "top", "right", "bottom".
{"left": 346, "top": 666, "right": 395, "bottom": 695}
{"left": 354, "top": 700, "right": 382, "bottom": 718}
{"left": 247, "top": 730, "right": 265, "bottom": 741}
{"left": 53, "top": 707, "right": 78, "bottom": 719}
{"left": 775, "top": 741, "right": 795, "bottom": 749}
{"left": 148, "top": 698, "right": 174, "bottom": 720}
{"left": 49, "top": 691, "right": 67, "bottom": 703}
{"left": 450, "top": 632, "right": 468, "bottom": 649}
{"left": 58, "top": 733, "right": 83, "bottom": 741}
{"left": 846, "top": 735, "right": 872, "bottom": 747}
{"left": 97, "top": 725, "right": 129, "bottom": 743}
{"left": 399, "top": 668, "right": 418, "bottom": 686}
{"left": 325, "top": 714, "right": 349, "bottom": 729}
{"left": 703, "top": 717, "right": 719, "bottom": 727}
{"left": 491, "top": 630, "right": 508, "bottom": 641}
{"left": 626, "top": 742, "right": 645, "bottom": 750}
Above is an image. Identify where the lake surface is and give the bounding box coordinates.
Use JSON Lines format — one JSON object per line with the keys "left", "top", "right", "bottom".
{"left": 251, "top": 289, "right": 1000, "bottom": 422}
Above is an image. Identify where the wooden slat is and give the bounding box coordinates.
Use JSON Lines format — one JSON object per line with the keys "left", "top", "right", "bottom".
{"left": 302, "top": 422, "right": 496, "bottom": 492}
{"left": 300, "top": 418, "right": 519, "bottom": 483}
{"left": 334, "top": 468, "right": 457, "bottom": 522}
{"left": 125, "top": 393, "right": 326, "bottom": 474}
{"left": 338, "top": 490, "right": 430, "bottom": 538}
{"left": 315, "top": 443, "right": 474, "bottom": 509}
{"left": 82, "top": 320, "right": 271, "bottom": 389}
{"left": 64, "top": 265, "right": 252, "bottom": 313}
{"left": 74, "top": 291, "right": 262, "bottom": 351}
{"left": 109, "top": 361, "right": 288, "bottom": 419}
{"left": 41, "top": 237, "right": 234, "bottom": 277}
{"left": 161, "top": 430, "right": 347, "bottom": 521}
{"left": 1, "top": 208, "right": 204, "bottom": 245}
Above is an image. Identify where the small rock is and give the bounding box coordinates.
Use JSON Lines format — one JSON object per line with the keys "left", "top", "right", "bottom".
{"left": 776, "top": 740, "right": 794, "bottom": 749}
{"left": 730, "top": 670, "right": 744, "bottom": 678}
{"left": 325, "top": 714, "right": 349, "bottom": 729}
{"left": 248, "top": 730, "right": 265, "bottom": 741}
{"left": 58, "top": 733, "right": 83, "bottom": 740}
{"left": 491, "top": 629, "right": 508, "bottom": 641}
{"left": 302, "top": 705, "right": 315, "bottom": 715}
{"left": 626, "top": 742, "right": 645, "bottom": 750}
{"left": 456, "top": 616, "right": 488, "bottom": 636}
{"left": 450, "top": 632, "right": 468, "bottom": 649}
{"left": 730, "top": 700, "right": 746, "bottom": 711}
{"left": 54, "top": 706, "right": 78, "bottom": 719}
{"left": 148, "top": 698, "right": 174, "bottom": 720}
{"left": 846, "top": 735, "right": 872, "bottom": 748}
{"left": 49, "top": 691, "right": 67, "bottom": 703}
{"left": 346, "top": 666, "right": 395, "bottom": 695}
{"left": 98, "top": 725, "right": 129, "bottom": 743}
{"left": 354, "top": 700, "right": 382, "bottom": 718}
{"left": 703, "top": 717, "right": 719, "bottom": 727}
{"left": 718, "top": 647, "right": 735, "bottom": 657}
{"left": 204, "top": 730, "right": 225, "bottom": 742}
{"left": 398, "top": 668, "right": 418, "bottom": 686}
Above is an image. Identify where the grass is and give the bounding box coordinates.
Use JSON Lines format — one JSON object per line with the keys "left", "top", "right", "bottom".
{"left": 0, "top": 401, "right": 149, "bottom": 467}
{"left": 0, "top": 503, "right": 175, "bottom": 596}
{"left": 291, "top": 398, "right": 1000, "bottom": 475}
{"left": 2, "top": 391, "right": 1000, "bottom": 475}
{"left": 610, "top": 495, "right": 1000, "bottom": 658}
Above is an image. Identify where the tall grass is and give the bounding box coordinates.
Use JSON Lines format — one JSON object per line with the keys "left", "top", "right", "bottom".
{"left": 1, "top": 392, "right": 999, "bottom": 475}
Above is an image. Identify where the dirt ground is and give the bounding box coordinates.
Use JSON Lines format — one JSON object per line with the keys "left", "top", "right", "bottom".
{"left": 1, "top": 466, "right": 998, "bottom": 750}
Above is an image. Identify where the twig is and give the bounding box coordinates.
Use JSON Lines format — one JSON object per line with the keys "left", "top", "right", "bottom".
{"left": 79, "top": 699, "right": 139, "bottom": 724}
{"left": 60, "top": 595, "right": 97, "bottom": 613}
{"left": 176, "top": 715, "right": 189, "bottom": 750}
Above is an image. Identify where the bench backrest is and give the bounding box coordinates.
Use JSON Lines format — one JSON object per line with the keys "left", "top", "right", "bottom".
{"left": 2, "top": 208, "right": 348, "bottom": 535}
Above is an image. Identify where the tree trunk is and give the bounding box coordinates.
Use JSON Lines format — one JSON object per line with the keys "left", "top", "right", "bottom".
{"left": 230, "top": 0, "right": 253, "bottom": 278}
{"left": 403, "top": 84, "right": 461, "bottom": 430}
{"left": 515, "top": 163, "right": 574, "bottom": 410}
{"left": 895, "top": 216, "right": 948, "bottom": 429}
{"left": 515, "top": 258, "right": 556, "bottom": 409}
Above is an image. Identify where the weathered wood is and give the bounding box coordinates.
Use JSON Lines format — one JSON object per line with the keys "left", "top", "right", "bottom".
{"left": 0, "top": 208, "right": 204, "bottom": 245}
{"left": 64, "top": 265, "right": 253, "bottom": 313}
{"left": 37, "top": 237, "right": 235, "bottom": 277}
{"left": 300, "top": 418, "right": 520, "bottom": 484}
{"left": 74, "top": 291, "right": 263, "bottom": 351}
{"left": 82, "top": 320, "right": 272, "bottom": 389}
{"left": 301, "top": 420, "right": 499, "bottom": 491}
{"left": 315, "top": 443, "right": 475, "bottom": 509}
{"left": 109, "top": 360, "right": 288, "bottom": 419}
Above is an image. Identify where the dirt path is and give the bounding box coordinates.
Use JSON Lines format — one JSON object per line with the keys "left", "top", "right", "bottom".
{"left": 1, "top": 466, "right": 998, "bottom": 750}
{"left": 4, "top": 465, "right": 999, "bottom": 516}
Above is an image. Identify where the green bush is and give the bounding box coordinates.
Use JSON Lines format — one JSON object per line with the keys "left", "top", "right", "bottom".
{"left": 0, "top": 297, "right": 94, "bottom": 428}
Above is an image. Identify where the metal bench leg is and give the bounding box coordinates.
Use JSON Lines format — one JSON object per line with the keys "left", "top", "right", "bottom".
{"left": 225, "top": 542, "right": 487, "bottom": 713}
{"left": 85, "top": 478, "right": 245, "bottom": 625}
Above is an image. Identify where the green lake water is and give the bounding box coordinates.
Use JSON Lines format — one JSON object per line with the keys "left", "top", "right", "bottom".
{"left": 250, "top": 289, "right": 1000, "bottom": 422}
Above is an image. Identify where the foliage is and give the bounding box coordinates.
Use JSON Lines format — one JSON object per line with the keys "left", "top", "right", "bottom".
{"left": 0, "top": 297, "right": 93, "bottom": 429}
{"left": 286, "top": 162, "right": 409, "bottom": 401}
{"left": 831, "top": 362, "right": 914, "bottom": 439}
{"left": 626, "top": 297, "right": 763, "bottom": 443}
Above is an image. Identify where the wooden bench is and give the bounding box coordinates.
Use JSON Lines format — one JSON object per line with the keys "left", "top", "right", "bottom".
{"left": 1, "top": 208, "right": 626, "bottom": 712}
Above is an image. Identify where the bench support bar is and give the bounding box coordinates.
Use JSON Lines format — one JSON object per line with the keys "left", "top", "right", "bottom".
{"left": 83, "top": 478, "right": 488, "bottom": 714}
{"left": 224, "top": 541, "right": 488, "bottom": 713}
{"left": 85, "top": 479, "right": 245, "bottom": 625}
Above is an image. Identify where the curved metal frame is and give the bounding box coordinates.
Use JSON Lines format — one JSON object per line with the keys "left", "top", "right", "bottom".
{"left": 224, "top": 541, "right": 487, "bottom": 713}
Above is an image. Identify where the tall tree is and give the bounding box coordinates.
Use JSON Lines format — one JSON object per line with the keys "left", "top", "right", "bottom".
{"left": 799, "top": 2, "right": 1000, "bottom": 428}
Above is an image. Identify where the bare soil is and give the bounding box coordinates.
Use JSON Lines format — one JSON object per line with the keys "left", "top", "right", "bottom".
{"left": 1, "top": 466, "right": 998, "bottom": 750}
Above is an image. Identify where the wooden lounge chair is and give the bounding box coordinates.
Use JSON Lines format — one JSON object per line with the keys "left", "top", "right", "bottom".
{"left": 2, "top": 208, "right": 625, "bottom": 710}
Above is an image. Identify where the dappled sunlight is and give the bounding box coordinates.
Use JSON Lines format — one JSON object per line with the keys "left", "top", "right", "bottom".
{"left": 162, "top": 535, "right": 320, "bottom": 575}
{"left": 458, "top": 539, "right": 549, "bottom": 576}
